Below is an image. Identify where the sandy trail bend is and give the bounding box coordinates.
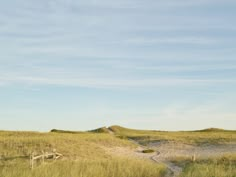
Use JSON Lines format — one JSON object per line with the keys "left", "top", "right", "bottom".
{"left": 150, "top": 151, "right": 182, "bottom": 177}
{"left": 104, "top": 140, "right": 236, "bottom": 177}
{"left": 149, "top": 141, "right": 236, "bottom": 159}
{"left": 149, "top": 141, "right": 236, "bottom": 177}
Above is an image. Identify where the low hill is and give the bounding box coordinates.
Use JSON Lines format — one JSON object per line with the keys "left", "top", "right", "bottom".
{"left": 51, "top": 125, "right": 235, "bottom": 145}
{"left": 50, "top": 129, "right": 84, "bottom": 134}
{"left": 109, "top": 125, "right": 234, "bottom": 133}
{"left": 88, "top": 127, "right": 110, "bottom": 133}
{"left": 196, "top": 128, "right": 230, "bottom": 132}
{"left": 108, "top": 125, "right": 236, "bottom": 145}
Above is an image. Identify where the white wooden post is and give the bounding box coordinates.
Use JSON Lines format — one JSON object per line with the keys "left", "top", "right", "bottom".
{"left": 42, "top": 150, "right": 45, "bottom": 164}
{"left": 30, "top": 152, "right": 35, "bottom": 169}
{"left": 191, "top": 154, "right": 196, "bottom": 162}
{"left": 53, "top": 149, "right": 56, "bottom": 160}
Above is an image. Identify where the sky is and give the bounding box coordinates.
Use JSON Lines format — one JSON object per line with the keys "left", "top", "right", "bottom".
{"left": 0, "top": 0, "right": 236, "bottom": 131}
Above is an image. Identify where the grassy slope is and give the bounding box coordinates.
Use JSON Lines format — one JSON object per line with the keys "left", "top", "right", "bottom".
{"left": 109, "top": 125, "right": 236, "bottom": 145}
{"left": 181, "top": 162, "right": 236, "bottom": 177}
{"left": 179, "top": 155, "right": 236, "bottom": 177}
{"left": 0, "top": 131, "right": 166, "bottom": 177}
{"left": 88, "top": 127, "right": 111, "bottom": 133}
{"left": 0, "top": 131, "right": 132, "bottom": 158}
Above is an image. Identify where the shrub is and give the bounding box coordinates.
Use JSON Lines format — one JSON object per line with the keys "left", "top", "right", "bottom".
{"left": 142, "top": 149, "right": 155, "bottom": 153}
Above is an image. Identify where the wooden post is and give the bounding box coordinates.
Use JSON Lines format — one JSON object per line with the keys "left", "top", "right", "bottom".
{"left": 42, "top": 151, "right": 45, "bottom": 164}
{"left": 53, "top": 149, "right": 56, "bottom": 160}
{"left": 30, "top": 152, "right": 35, "bottom": 169}
{"left": 191, "top": 154, "right": 196, "bottom": 162}
{"left": 30, "top": 154, "right": 32, "bottom": 169}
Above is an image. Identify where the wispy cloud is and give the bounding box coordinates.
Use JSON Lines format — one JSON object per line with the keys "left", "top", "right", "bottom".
{"left": 0, "top": 74, "right": 235, "bottom": 89}
{"left": 124, "top": 36, "right": 217, "bottom": 45}
{"left": 127, "top": 64, "right": 236, "bottom": 72}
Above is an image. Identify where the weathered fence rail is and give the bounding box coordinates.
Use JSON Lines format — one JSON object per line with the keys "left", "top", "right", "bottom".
{"left": 30, "top": 149, "right": 63, "bottom": 169}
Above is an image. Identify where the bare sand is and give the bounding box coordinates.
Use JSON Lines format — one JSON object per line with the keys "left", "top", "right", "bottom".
{"left": 104, "top": 140, "right": 236, "bottom": 177}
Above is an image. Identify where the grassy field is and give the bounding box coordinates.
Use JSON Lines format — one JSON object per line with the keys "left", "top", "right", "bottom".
{"left": 0, "top": 130, "right": 166, "bottom": 177}
{"left": 0, "top": 126, "right": 235, "bottom": 177}
{"left": 0, "top": 157, "right": 166, "bottom": 177}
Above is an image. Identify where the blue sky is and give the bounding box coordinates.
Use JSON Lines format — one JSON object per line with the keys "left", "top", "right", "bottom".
{"left": 0, "top": 0, "right": 236, "bottom": 131}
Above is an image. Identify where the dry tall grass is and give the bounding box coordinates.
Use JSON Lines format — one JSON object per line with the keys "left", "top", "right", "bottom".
{"left": 179, "top": 155, "right": 236, "bottom": 177}
{"left": 0, "top": 131, "right": 166, "bottom": 177}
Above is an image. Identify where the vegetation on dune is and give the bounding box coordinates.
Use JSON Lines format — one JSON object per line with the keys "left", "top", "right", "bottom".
{"left": 50, "top": 129, "right": 84, "bottom": 134}
{"left": 0, "top": 130, "right": 165, "bottom": 177}
{"left": 88, "top": 127, "right": 110, "bottom": 133}
{"left": 0, "top": 126, "right": 235, "bottom": 177}
{"left": 179, "top": 155, "right": 236, "bottom": 177}
{"left": 52, "top": 127, "right": 111, "bottom": 134}
{"left": 195, "top": 128, "right": 233, "bottom": 132}
{"left": 142, "top": 149, "right": 155, "bottom": 153}
{"left": 0, "top": 131, "right": 133, "bottom": 159}
{"left": 109, "top": 125, "right": 236, "bottom": 145}
{"left": 0, "top": 157, "right": 166, "bottom": 177}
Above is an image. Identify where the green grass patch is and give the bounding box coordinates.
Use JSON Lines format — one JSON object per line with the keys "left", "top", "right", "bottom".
{"left": 142, "top": 149, "right": 155, "bottom": 153}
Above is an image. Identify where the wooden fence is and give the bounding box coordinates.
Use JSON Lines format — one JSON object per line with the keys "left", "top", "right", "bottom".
{"left": 30, "top": 149, "right": 63, "bottom": 169}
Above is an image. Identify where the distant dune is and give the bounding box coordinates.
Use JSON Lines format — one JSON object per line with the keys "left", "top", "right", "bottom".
{"left": 50, "top": 125, "right": 235, "bottom": 134}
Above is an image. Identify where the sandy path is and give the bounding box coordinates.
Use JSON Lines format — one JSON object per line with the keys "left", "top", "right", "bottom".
{"left": 149, "top": 141, "right": 236, "bottom": 160}
{"left": 149, "top": 141, "right": 236, "bottom": 177}
{"left": 104, "top": 140, "right": 236, "bottom": 177}
{"left": 128, "top": 139, "right": 183, "bottom": 176}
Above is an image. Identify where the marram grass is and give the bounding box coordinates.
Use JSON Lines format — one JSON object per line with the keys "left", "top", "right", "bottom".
{"left": 180, "top": 160, "right": 236, "bottom": 177}
{"left": 0, "top": 131, "right": 166, "bottom": 177}
{"left": 0, "top": 158, "right": 166, "bottom": 177}
{"left": 178, "top": 154, "right": 236, "bottom": 177}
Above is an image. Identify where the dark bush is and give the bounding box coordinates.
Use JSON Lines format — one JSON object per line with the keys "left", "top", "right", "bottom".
{"left": 142, "top": 149, "right": 155, "bottom": 153}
